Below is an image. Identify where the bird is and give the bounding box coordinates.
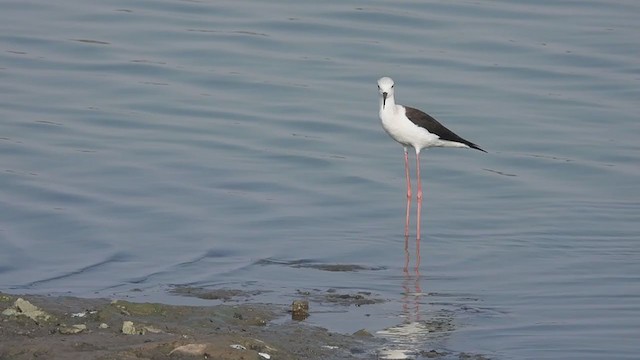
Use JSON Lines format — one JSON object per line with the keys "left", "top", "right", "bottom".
{"left": 377, "top": 76, "right": 485, "bottom": 239}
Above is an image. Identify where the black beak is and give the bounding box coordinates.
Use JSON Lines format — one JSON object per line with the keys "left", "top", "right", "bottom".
{"left": 382, "top": 92, "right": 387, "bottom": 108}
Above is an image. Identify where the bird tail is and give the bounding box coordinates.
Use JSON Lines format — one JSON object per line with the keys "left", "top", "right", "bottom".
{"left": 468, "top": 142, "right": 487, "bottom": 153}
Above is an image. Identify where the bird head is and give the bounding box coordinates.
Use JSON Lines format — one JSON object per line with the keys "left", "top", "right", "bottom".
{"left": 377, "top": 77, "right": 395, "bottom": 108}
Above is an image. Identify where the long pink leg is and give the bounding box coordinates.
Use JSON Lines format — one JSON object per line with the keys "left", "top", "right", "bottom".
{"left": 415, "top": 151, "right": 423, "bottom": 242}
{"left": 404, "top": 148, "right": 412, "bottom": 237}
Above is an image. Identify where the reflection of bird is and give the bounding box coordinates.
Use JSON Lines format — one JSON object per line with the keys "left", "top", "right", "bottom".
{"left": 377, "top": 77, "right": 486, "bottom": 238}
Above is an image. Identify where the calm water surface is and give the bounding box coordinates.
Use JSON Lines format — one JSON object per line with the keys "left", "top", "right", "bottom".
{"left": 1, "top": 0, "right": 639, "bottom": 359}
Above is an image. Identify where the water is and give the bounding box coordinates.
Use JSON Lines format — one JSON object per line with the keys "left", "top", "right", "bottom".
{"left": 1, "top": 0, "right": 639, "bottom": 358}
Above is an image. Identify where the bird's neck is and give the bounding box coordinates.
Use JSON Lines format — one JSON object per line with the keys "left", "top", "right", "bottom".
{"left": 379, "top": 95, "right": 396, "bottom": 115}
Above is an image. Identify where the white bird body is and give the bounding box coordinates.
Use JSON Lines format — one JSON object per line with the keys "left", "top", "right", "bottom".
{"left": 379, "top": 103, "right": 467, "bottom": 152}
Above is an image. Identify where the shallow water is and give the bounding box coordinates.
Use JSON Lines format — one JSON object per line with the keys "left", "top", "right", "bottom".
{"left": 1, "top": 0, "right": 639, "bottom": 358}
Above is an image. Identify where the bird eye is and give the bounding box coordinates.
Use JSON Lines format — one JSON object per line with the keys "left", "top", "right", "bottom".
{"left": 391, "top": 85, "right": 394, "bottom": 88}
{"left": 377, "top": 85, "right": 380, "bottom": 89}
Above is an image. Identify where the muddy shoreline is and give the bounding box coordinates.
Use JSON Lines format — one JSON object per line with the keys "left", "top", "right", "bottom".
{"left": 0, "top": 291, "right": 385, "bottom": 360}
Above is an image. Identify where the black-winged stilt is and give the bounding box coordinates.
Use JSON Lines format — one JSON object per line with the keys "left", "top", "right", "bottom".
{"left": 377, "top": 76, "right": 485, "bottom": 239}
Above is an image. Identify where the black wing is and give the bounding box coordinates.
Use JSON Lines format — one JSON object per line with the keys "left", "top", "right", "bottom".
{"left": 404, "top": 106, "right": 486, "bottom": 152}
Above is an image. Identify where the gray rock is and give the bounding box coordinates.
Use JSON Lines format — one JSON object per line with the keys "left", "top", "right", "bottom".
{"left": 2, "top": 298, "right": 52, "bottom": 323}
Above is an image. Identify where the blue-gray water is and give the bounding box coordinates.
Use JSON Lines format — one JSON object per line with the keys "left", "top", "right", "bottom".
{"left": 1, "top": 0, "right": 639, "bottom": 359}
